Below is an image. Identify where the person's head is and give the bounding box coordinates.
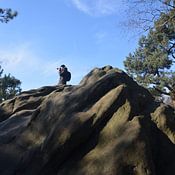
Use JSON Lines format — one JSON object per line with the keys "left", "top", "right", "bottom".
{"left": 60, "top": 64, "right": 68, "bottom": 71}
{"left": 60, "top": 65, "right": 66, "bottom": 68}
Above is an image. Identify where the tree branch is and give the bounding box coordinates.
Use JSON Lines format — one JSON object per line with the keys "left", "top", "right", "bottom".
{"left": 162, "top": 0, "right": 175, "bottom": 9}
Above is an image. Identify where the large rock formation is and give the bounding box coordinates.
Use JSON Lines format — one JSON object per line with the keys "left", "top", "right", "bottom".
{"left": 0, "top": 66, "right": 175, "bottom": 175}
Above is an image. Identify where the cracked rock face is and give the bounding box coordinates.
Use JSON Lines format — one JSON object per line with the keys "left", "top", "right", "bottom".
{"left": 0, "top": 66, "right": 175, "bottom": 175}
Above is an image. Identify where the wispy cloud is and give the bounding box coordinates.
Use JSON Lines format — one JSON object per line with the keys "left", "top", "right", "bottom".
{"left": 0, "top": 43, "right": 64, "bottom": 90}
{"left": 0, "top": 44, "right": 37, "bottom": 71}
{"left": 94, "top": 31, "right": 108, "bottom": 43}
{"left": 70, "top": 0, "right": 123, "bottom": 16}
{"left": 0, "top": 43, "right": 91, "bottom": 90}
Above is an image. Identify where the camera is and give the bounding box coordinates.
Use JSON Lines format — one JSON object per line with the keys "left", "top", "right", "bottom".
{"left": 57, "top": 68, "right": 62, "bottom": 72}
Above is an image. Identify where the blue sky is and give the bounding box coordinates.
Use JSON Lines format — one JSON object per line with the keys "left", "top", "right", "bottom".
{"left": 0, "top": 0, "right": 140, "bottom": 91}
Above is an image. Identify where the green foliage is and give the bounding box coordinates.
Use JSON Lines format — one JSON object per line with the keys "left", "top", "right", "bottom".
{"left": 0, "top": 66, "right": 21, "bottom": 102}
{"left": 124, "top": 1, "right": 175, "bottom": 99}
{"left": 0, "top": 8, "right": 17, "bottom": 23}
{"left": 0, "top": 6, "right": 19, "bottom": 101}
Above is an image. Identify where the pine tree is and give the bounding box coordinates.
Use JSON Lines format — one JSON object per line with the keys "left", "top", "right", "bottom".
{"left": 124, "top": 2, "right": 175, "bottom": 102}
{"left": 0, "top": 66, "right": 21, "bottom": 102}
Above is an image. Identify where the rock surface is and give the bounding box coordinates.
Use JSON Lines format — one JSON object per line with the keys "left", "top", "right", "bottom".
{"left": 0, "top": 66, "right": 175, "bottom": 175}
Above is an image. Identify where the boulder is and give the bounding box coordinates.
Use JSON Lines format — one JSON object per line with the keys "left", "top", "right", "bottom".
{"left": 0, "top": 66, "right": 175, "bottom": 175}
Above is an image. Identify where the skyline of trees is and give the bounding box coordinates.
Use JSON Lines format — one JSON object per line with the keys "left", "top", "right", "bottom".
{"left": 124, "top": 0, "right": 175, "bottom": 103}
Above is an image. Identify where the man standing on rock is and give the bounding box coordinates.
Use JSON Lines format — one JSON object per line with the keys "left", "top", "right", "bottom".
{"left": 57, "top": 64, "right": 71, "bottom": 85}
